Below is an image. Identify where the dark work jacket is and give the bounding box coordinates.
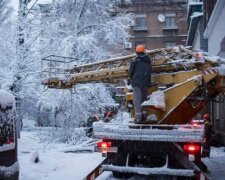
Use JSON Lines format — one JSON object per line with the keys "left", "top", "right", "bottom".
{"left": 129, "top": 54, "right": 151, "bottom": 87}
{"left": 204, "top": 120, "right": 212, "bottom": 140}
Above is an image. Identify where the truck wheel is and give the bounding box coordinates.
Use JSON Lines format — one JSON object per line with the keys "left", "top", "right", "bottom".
{"left": 112, "top": 170, "right": 132, "bottom": 179}
{"left": 112, "top": 171, "right": 124, "bottom": 178}
{"left": 112, "top": 152, "right": 136, "bottom": 178}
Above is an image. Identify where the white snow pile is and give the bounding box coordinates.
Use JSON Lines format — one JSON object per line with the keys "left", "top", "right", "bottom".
{"left": 172, "top": 46, "right": 180, "bottom": 53}
{"left": 110, "top": 111, "right": 131, "bottom": 125}
{"left": 142, "top": 91, "right": 165, "bottom": 111}
{"left": 218, "top": 64, "right": 225, "bottom": 76}
{"left": 31, "top": 151, "right": 40, "bottom": 163}
{"left": 0, "top": 89, "right": 15, "bottom": 109}
{"left": 205, "top": 55, "right": 220, "bottom": 63}
{"left": 146, "top": 114, "right": 158, "bottom": 121}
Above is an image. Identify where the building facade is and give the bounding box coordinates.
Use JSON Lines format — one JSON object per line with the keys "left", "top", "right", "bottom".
{"left": 120, "top": 0, "right": 188, "bottom": 51}
{"left": 187, "top": 0, "right": 225, "bottom": 145}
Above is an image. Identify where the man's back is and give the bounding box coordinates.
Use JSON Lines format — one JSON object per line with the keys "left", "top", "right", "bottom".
{"left": 129, "top": 54, "right": 151, "bottom": 87}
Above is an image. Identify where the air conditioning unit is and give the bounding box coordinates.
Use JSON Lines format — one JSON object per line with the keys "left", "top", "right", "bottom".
{"left": 125, "top": 42, "right": 132, "bottom": 49}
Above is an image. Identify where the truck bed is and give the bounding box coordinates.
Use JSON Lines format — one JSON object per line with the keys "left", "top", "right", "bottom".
{"left": 93, "top": 122, "right": 204, "bottom": 143}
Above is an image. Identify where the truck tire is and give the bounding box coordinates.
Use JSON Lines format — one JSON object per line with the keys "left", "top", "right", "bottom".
{"left": 112, "top": 152, "right": 136, "bottom": 178}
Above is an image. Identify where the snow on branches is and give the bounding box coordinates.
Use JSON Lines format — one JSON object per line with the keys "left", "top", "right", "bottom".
{"left": 41, "top": 0, "right": 133, "bottom": 63}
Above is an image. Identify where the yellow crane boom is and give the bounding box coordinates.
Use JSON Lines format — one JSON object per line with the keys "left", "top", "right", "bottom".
{"left": 42, "top": 46, "right": 200, "bottom": 89}
{"left": 41, "top": 46, "right": 225, "bottom": 124}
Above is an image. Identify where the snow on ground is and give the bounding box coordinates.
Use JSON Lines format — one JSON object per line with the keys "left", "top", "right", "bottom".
{"left": 202, "top": 147, "right": 225, "bottom": 180}
{"left": 18, "top": 130, "right": 225, "bottom": 180}
{"left": 18, "top": 131, "right": 104, "bottom": 180}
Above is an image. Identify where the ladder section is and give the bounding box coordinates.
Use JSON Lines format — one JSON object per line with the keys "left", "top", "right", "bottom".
{"left": 41, "top": 46, "right": 199, "bottom": 89}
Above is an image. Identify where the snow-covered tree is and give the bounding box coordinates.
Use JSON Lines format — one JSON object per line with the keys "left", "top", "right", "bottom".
{"left": 40, "top": 0, "right": 132, "bottom": 63}
{"left": 1, "top": 0, "right": 133, "bottom": 142}
{"left": 0, "top": 0, "right": 15, "bottom": 89}
{"left": 35, "top": 0, "right": 133, "bottom": 137}
{"left": 0, "top": 0, "right": 12, "bottom": 25}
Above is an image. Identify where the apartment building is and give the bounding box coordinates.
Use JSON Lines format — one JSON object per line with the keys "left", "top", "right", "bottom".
{"left": 120, "top": 0, "right": 188, "bottom": 51}
{"left": 187, "top": 0, "right": 225, "bottom": 145}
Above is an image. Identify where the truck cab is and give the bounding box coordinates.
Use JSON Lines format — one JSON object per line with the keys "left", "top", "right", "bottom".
{"left": 0, "top": 90, "right": 19, "bottom": 180}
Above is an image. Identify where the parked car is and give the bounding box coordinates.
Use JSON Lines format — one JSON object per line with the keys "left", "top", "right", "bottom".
{"left": 0, "top": 89, "right": 19, "bottom": 180}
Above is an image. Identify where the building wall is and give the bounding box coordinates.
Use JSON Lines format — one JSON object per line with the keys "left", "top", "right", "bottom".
{"left": 204, "top": 1, "right": 225, "bottom": 55}
{"left": 187, "top": 0, "right": 225, "bottom": 145}
{"left": 123, "top": 0, "right": 188, "bottom": 51}
{"left": 203, "top": 0, "right": 225, "bottom": 145}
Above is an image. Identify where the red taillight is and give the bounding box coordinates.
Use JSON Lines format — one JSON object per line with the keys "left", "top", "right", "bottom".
{"left": 183, "top": 144, "right": 200, "bottom": 154}
{"left": 97, "top": 141, "right": 111, "bottom": 148}
{"left": 6, "top": 138, "right": 14, "bottom": 144}
{"left": 95, "top": 141, "right": 117, "bottom": 155}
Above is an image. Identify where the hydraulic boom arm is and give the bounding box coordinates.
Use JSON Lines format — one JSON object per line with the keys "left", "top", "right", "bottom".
{"left": 41, "top": 46, "right": 225, "bottom": 124}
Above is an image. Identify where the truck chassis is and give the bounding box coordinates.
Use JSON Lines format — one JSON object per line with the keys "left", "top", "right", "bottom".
{"left": 84, "top": 122, "right": 208, "bottom": 180}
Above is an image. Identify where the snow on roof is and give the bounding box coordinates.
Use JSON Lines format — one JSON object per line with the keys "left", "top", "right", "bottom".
{"left": 0, "top": 89, "right": 15, "bottom": 109}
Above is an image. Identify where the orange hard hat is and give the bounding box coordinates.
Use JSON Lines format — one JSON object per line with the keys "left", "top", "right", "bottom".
{"left": 135, "top": 45, "right": 145, "bottom": 53}
{"left": 203, "top": 113, "right": 209, "bottom": 119}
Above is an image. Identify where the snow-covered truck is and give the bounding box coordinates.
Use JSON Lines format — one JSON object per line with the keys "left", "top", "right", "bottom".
{"left": 42, "top": 46, "right": 225, "bottom": 179}
{"left": 0, "top": 90, "right": 19, "bottom": 180}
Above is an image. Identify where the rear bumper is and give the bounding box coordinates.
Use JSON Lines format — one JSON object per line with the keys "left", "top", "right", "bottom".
{"left": 0, "top": 161, "right": 19, "bottom": 180}
{"left": 102, "top": 164, "right": 196, "bottom": 177}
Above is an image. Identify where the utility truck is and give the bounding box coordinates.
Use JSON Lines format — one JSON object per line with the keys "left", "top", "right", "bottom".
{"left": 42, "top": 46, "right": 225, "bottom": 179}
{"left": 0, "top": 90, "right": 19, "bottom": 180}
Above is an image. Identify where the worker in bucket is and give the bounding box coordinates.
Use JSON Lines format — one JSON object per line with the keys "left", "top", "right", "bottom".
{"left": 202, "top": 113, "right": 212, "bottom": 157}
{"left": 128, "top": 45, "right": 151, "bottom": 122}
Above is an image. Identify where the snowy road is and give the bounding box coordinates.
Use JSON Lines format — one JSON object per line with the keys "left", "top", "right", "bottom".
{"left": 18, "top": 131, "right": 105, "bottom": 180}
{"left": 18, "top": 131, "right": 225, "bottom": 180}
{"left": 202, "top": 147, "right": 225, "bottom": 180}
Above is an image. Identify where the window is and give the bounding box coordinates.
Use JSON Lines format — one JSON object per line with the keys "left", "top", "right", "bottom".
{"left": 165, "top": 42, "right": 176, "bottom": 48}
{"left": 136, "top": 17, "right": 146, "bottom": 28}
{"left": 164, "top": 13, "right": 177, "bottom": 29}
{"left": 134, "top": 14, "right": 147, "bottom": 31}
